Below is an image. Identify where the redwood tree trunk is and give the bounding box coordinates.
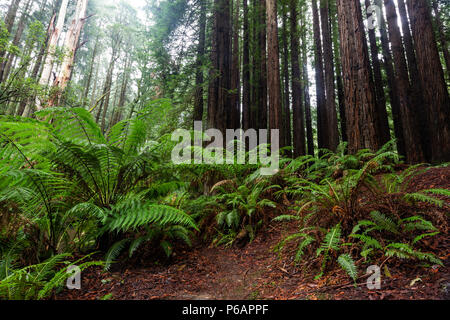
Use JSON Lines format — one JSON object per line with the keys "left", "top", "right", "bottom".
{"left": 194, "top": 0, "right": 206, "bottom": 124}
{"left": 312, "top": 0, "right": 327, "bottom": 150}
{"left": 336, "top": 0, "right": 380, "bottom": 154}
{"left": 320, "top": 0, "right": 339, "bottom": 151}
{"left": 364, "top": 0, "right": 391, "bottom": 146}
{"left": 290, "top": 0, "right": 306, "bottom": 157}
{"left": 407, "top": 0, "right": 450, "bottom": 163}
{"left": 266, "top": 0, "right": 283, "bottom": 146}
{"left": 242, "top": 0, "right": 251, "bottom": 130}
{"left": 384, "top": 0, "right": 425, "bottom": 163}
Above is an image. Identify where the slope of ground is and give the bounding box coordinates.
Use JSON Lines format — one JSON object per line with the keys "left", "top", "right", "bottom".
{"left": 57, "top": 167, "right": 450, "bottom": 300}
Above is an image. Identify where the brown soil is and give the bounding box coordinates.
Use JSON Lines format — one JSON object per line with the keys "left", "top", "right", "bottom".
{"left": 57, "top": 167, "right": 450, "bottom": 300}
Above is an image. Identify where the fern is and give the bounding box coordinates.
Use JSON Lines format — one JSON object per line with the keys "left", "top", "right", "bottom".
{"left": 338, "top": 254, "right": 358, "bottom": 281}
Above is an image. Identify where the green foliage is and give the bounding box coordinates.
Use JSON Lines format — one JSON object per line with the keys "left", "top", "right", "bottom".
{"left": 0, "top": 253, "right": 103, "bottom": 300}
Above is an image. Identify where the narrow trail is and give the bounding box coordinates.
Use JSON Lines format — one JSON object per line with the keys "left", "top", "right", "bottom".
{"left": 58, "top": 168, "right": 450, "bottom": 300}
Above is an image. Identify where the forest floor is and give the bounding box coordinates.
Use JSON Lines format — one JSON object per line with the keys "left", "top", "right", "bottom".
{"left": 57, "top": 168, "right": 450, "bottom": 300}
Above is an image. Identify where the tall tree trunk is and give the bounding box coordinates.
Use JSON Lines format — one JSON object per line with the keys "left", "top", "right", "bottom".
{"left": 242, "top": 0, "right": 251, "bottom": 130}
{"left": 83, "top": 34, "right": 99, "bottom": 101}
{"left": 258, "top": 0, "right": 267, "bottom": 130}
{"left": 407, "top": 0, "right": 450, "bottom": 163}
{"left": 396, "top": 0, "right": 428, "bottom": 159}
{"left": 229, "top": 0, "right": 241, "bottom": 129}
{"left": 36, "top": 0, "right": 69, "bottom": 110}
{"left": 364, "top": 0, "right": 391, "bottom": 146}
{"left": 375, "top": 0, "right": 406, "bottom": 158}
{"left": 312, "top": 0, "right": 327, "bottom": 150}
{"left": 431, "top": 0, "right": 450, "bottom": 78}
{"left": 1, "top": 0, "right": 31, "bottom": 82}
{"left": 207, "top": 0, "right": 231, "bottom": 134}
{"left": 330, "top": 1, "right": 347, "bottom": 143}
{"left": 336, "top": 0, "right": 380, "bottom": 154}
{"left": 320, "top": 0, "right": 339, "bottom": 151}
{"left": 194, "top": 0, "right": 206, "bottom": 124}
{"left": 50, "top": 0, "right": 89, "bottom": 105}
{"left": 0, "top": 0, "right": 22, "bottom": 81}
{"left": 281, "top": 2, "right": 291, "bottom": 150}
{"left": 266, "top": 0, "right": 283, "bottom": 146}
{"left": 384, "top": 0, "right": 425, "bottom": 163}
{"left": 290, "top": 0, "right": 306, "bottom": 157}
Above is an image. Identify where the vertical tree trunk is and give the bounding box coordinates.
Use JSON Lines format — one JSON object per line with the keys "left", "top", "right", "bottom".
{"left": 431, "top": 0, "right": 450, "bottom": 78}
{"left": 384, "top": 0, "right": 425, "bottom": 163}
{"left": 407, "top": 0, "right": 450, "bottom": 163}
{"left": 300, "top": 13, "right": 314, "bottom": 157}
{"left": 396, "top": 0, "right": 428, "bottom": 159}
{"left": 330, "top": 1, "right": 347, "bottom": 143}
{"left": 50, "top": 0, "right": 89, "bottom": 105}
{"left": 336, "top": 0, "right": 380, "bottom": 154}
{"left": 0, "top": 0, "right": 22, "bottom": 81}
{"left": 364, "top": 0, "right": 391, "bottom": 146}
{"left": 312, "top": 0, "right": 327, "bottom": 150}
{"left": 320, "top": 0, "right": 339, "bottom": 151}
{"left": 194, "top": 0, "right": 206, "bottom": 124}
{"left": 242, "top": 0, "right": 251, "bottom": 130}
{"left": 83, "top": 34, "right": 99, "bottom": 101}
{"left": 258, "top": 0, "right": 267, "bottom": 130}
{"left": 266, "top": 0, "right": 283, "bottom": 146}
{"left": 229, "top": 0, "right": 241, "bottom": 129}
{"left": 36, "top": 0, "right": 69, "bottom": 110}
{"left": 281, "top": 2, "right": 291, "bottom": 150}
{"left": 290, "top": 0, "right": 306, "bottom": 157}
{"left": 1, "top": 0, "right": 32, "bottom": 82}
{"left": 207, "top": 0, "right": 231, "bottom": 134}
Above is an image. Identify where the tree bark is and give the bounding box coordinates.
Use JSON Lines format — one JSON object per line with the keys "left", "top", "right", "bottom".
{"left": 407, "top": 0, "right": 450, "bottom": 163}
{"left": 194, "top": 0, "right": 206, "bottom": 124}
{"left": 320, "top": 0, "right": 339, "bottom": 151}
{"left": 384, "top": 0, "right": 425, "bottom": 163}
{"left": 266, "top": 0, "right": 283, "bottom": 146}
{"left": 312, "top": 0, "right": 327, "bottom": 150}
{"left": 281, "top": 2, "right": 291, "bottom": 150}
{"left": 431, "top": 0, "right": 450, "bottom": 78}
{"left": 229, "top": 0, "right": 241, "bottom": 129}
{"left": 375, "top": 0, "right": 406, "bottom": 158}
{"left": 242, "top": 0, "right": 251, "bottom": 130}
{"left": 290, "top": 0, "right": 306, "bottom": 157}
{"left": 364, "top": 0, "right": 391, "bottom": 146}
{"left": 50, "top": 0, "right": 89, "bottom": 105}
{"left": 336, "top": 0, "right": 380, "bottom": 154}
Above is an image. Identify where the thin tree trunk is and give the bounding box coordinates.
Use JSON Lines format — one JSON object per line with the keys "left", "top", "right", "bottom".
{"left": 290, "top": 0, "right": 306, "bottom": 157}
{"left": 281, "top": 2, "right": 291, "bottom": 150}
{"left": 230, "top": 0, "right": 241, "bottom": 129}
{"left": 266, "top": 0, "right": 283, "bottom": 146}
{"left": 194, "top": 0, "right": 206, "bottom": 124}
{"left": 364, "top": 0, "right": 391, "bottom": 146}
{"left": 83, "top": 34, "right": 99, "bottom": 101}
{"left": 242, "top": 0, "right": 251, "bottom": 130}
{"left": 312, "top": 0, "right": 327, "bottom": 150}
{"left": 320, "top": 0, "right": 339, "bottom": 151}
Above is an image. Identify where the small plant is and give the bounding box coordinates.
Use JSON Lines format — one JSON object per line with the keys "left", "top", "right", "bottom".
{"left": 0, "top": 253, "right": 103, "bottom": 300}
